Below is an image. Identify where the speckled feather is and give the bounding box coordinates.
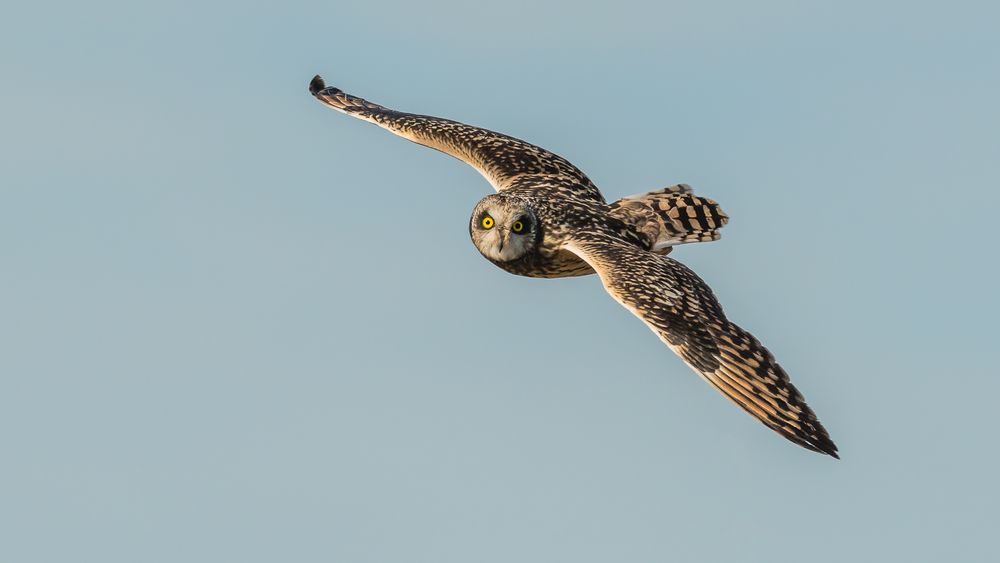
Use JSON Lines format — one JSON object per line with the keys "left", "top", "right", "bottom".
{"left": 566, "top": 234, "right": 838, "bottom": 457}
{"left": 310, "top": 75, "right": 603, "bottom": 202}
{"left": 608, "top": 184, "right": 730, "bottom": 253}
{"left": 310, "top": 75, "right": 839, "bottom": 457}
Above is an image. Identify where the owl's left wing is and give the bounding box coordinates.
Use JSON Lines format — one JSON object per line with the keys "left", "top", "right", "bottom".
{"left": 564, "top": 233, "right": 839, "bottom": 458}
{"left": 309, "top": 75, "right": 604, "bottom": 202}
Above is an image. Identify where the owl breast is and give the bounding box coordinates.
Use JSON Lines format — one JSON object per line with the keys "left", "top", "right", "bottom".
{"left": 488, "top": 247, "right": 595, "bottom": 278}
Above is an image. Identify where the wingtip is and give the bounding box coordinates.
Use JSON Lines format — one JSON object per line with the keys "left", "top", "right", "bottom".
{"left": 786, "top": 429, "right": 839, "bottom": 459}
{"left": 817, "top": 439, "right": 840, "bottom": 460}
{"left": 309, "top": 74, "right": 326, "bottom": 96}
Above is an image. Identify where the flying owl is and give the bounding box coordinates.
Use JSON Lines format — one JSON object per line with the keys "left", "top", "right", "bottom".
{"left": 309, "top": 75, "right": 838, "bottom": 458}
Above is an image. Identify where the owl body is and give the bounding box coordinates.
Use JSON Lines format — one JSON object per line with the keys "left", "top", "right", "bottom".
{"left": 469, "top": 190, "right": 642, "bottom": 278}
{"left": 310, "top": 75, "right": 839, "bottom": 458}
{"left": 469, "top": 186, "right": 724, "bottom": 279}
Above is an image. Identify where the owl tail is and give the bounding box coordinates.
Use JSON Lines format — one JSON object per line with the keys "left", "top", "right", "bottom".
{"left": 609, "top": 184, "right": 729, "bottom": 253}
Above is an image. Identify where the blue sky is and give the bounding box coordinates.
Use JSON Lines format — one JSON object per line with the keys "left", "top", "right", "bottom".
{"left": 2, "top": 1, "right": 999, "bottom": 561}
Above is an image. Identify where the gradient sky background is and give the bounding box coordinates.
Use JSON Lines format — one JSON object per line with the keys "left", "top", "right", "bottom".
{"left": 3, "top": 1, "right": 999, "bottom": 561}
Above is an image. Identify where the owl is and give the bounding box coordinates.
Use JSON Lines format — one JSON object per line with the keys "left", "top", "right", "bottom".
{"left": 310, "top": 75, "right": 838, "bottom": 458}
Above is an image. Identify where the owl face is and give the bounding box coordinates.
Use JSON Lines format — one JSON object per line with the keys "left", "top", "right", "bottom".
{"left": 469, "top": 195, "right": 540, "bottom": 263}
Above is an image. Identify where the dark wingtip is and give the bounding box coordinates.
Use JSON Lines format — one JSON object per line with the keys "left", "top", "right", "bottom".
{"left": 786, "top": 429, "right": 839, "bottom": 459}
{"left": 817, "top": 438, "right": 840, "bottom": 460}
{"left": 309, "top": 75, "right": 326, "bottom": 96}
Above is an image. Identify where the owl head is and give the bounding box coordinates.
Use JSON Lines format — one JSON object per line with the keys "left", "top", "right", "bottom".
{"left": 469, "top": 194, "right": 541, "bottom": 263}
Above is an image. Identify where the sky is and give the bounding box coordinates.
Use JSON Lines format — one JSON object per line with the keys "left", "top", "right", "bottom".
{"left": 2, "top": 1, "right": 999, "bottom": 561}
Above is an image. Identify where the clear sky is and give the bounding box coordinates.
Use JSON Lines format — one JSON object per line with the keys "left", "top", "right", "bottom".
{"left": 3, "top": 1, "right": 999, "bottom": 561}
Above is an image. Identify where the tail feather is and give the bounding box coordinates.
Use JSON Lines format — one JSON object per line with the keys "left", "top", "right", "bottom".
{"left": 609, "top": 185, "right": 729, "bottom": 253}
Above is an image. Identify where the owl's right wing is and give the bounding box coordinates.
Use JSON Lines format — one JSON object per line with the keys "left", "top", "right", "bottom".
{"left": 309, "top": 75, "right": 604, "bottom": 202}
{"left": 564, "top": 233, "right": 839, "bottom": 458}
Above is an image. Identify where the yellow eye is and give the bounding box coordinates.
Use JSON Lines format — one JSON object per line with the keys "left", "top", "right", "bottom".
{"left": 481, "top": 216, "right": 494, "bottom": 229}
{"left": 511, "top": 221, "right": 525, "bottom": 233}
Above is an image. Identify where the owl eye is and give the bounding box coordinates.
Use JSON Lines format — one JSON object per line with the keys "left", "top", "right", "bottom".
{"left": 481, "top": 216, "right": 495, "bottom": 229}
{"left": 511, "top": 220, "right": 525, "bottom": 233}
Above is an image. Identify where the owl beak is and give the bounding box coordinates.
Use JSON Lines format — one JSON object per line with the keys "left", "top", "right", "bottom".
{"left": 498, "top": 229, "right": 512, "bottom": 252}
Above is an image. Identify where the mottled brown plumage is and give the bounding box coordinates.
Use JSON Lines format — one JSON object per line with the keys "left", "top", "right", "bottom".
{"left": 565, "top": 234, "right": 837, "bottom": 457}
{"left": 608, "top": 183, "right": 729, "bottom": 254}
{"left": 310, "top": 75, "right": 839, "bottom": 458}
{"left": 309, "top": 75, "right": 603, "bottom": 202}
